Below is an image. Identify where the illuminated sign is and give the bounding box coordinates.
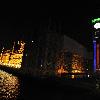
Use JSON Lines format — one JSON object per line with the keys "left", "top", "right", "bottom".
{"left": 92, "top": 18, "right": 100, "bottom": 24}
{"left": 93, "top": 40, "right": 96, "bottom": 72}
{"left": 94, "top": 23, "right": 100, "bottom": 29}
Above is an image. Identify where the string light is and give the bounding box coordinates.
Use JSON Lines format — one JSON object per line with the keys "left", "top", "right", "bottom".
{"left": 0, "top": 41, "right": 25, "bottom": 69}
{"left": 71, "top": 54, "right": 84, "bottom": 73}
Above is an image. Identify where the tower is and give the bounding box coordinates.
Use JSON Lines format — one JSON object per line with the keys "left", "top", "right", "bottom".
{"left": 92, "top": 18, "right": 100, "bottom": 72}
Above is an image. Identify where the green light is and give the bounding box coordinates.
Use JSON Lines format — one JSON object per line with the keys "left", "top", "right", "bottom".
{"left": 92, "top": 18, "right": 100, "bottom": 24}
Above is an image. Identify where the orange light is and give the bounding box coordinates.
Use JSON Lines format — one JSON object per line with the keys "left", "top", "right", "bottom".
{"left": 57, "top": 66, "right": 68, "bottom": 74}
{"left": 72, "top": 75, "right": 75, "bottom": 79}
{"left": 0, "top": 41, "right": 25, "bottom": 69}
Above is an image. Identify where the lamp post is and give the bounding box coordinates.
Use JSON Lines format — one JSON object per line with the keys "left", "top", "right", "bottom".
{"left": 92, "top": 18, "right": 100, "bottom": 73}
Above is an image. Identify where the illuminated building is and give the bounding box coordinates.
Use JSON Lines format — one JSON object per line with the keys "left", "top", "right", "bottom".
{"left": 92, "top": 18, "right": 100, "bottom": 72}
{"left": 0, "top": 34, "right": 87, "bottom": 76}
{"left": 39, "top": 34, "right": 86, "bottom": 75}
{"left": 71, "top": 54, "right": 84, "bottom": 73}
{"left": 61, "top": 35, "right": 86, "bottom": 73}
{"left": 0, "top": 41, "right": 25, "bottom": 68}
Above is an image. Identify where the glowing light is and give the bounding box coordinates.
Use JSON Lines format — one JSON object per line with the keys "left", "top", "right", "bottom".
{"left": 57, "top": 66, "right": 68, "bottom": 74}
{"left": 94, "top": 23, "right": 100, "bottom": 29}
{"left": 71, "top": 75, "right": 75, "bottom": 79}
{"left": 97, "top": 44, "right": 100, "bottom": 69}
{"left": 92, "top": 18, "right": 100, "bottom": 24}
{"left": 18, "top": 41, "right": 19, "bottom": 44}
{"left": 93, "top": 40, "right": 96, "bottom": 72}
{"left": 72, "top": 70, "right": 82, "bottom": 73}
{"left": 71, "top": 54, "right": 84, "bottom": 73}
{"left": 88, "top": 74, "right": 90, "bottom": 77}
{"left": 0, "top": 70, "right": 19, "bottom": 99}
{"left": 41, "top": 64, "right": 43, "bottom": 67}
{"left": 0, "top": 41, "right": 25, "bottom": 69}
{"left": 95, "top": 36, "right": 99, "bottom": 39}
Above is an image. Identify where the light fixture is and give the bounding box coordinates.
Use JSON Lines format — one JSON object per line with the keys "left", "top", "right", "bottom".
{"left": 94, "top": 22, "right": 100, "bottom": 29}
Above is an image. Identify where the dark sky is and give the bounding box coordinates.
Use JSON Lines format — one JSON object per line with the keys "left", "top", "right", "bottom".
{"left": 0, "top": 1, "right": 100, "bottom": 51}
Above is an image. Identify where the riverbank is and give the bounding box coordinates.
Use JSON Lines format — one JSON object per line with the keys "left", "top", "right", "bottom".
{"left": 1, "top": 65, "right": 100, "bottom": 98}
{"left": 0, "top": 65, "right": 36, "bottom": 78}
{"left": 0, "top": 65, "right": 97, "bottom": 87}
{"left": 0, "top": 65, "right": 58, "bottom": 81}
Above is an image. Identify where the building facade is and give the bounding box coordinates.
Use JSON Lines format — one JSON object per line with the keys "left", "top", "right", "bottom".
{"left": 21, "top": 32, "right": 88, "bottom": 76}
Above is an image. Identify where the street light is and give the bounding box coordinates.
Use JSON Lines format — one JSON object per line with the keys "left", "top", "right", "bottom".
{"left": 94, "top": 23, "right": 100, "bottom": 29}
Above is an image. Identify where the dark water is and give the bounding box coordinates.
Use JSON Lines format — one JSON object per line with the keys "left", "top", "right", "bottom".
{"left": 0, "top": 70, "right": 19, "bottom": 100}
{"left": 0, "top": 69, "right": 100, "bottom": 100}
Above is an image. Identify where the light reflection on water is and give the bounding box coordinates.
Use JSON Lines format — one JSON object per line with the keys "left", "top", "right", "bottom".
{"left": 0, "top": 69, "right": 99, "bottom": 99}
{"left": 0, "top": 70, "right": 20, "bottom": 100}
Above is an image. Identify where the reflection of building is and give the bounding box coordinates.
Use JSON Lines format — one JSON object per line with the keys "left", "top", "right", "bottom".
{"left": 97, "top": 40, "right": 100, "bottom": 70}
{"left": 0, "top": 41, "right": 25, "bottom": 68}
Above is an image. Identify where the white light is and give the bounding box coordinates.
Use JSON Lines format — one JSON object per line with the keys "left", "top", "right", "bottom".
{"left": 41, "top": 64, "right": 43, "bottom": 67}
{"left": 18, "top": 41, "right": 19, "bottom": 44}
{"left": 88, "top": 74, "right": 90, "bottom": 77}
{"left": 94, "top": 23, "right": 100, "bottom": 29}
{"left": 32, "top": 41, "right": 34, "bottom": 43}
{"left": 86, "top": 69, "right": 88, "bottom": 70}
{"left": 95, "top": 36, "right": 99, "bottom": 39}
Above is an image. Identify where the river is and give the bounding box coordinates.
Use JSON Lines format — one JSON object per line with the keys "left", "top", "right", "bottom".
{"left": 0, "top": 70, "right": 20, "bottom": 100}
{"left": 0, "top": 69, "right": 100, "bottom": 100}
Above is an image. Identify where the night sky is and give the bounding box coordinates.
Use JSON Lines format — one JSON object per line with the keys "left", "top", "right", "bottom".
{"left": 0, "top": 1, "right": 100, "bottom": 51}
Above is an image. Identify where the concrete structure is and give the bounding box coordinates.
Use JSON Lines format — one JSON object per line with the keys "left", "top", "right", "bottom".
{"left": 22, "top": 32, "right": 63, "bottom": 68}
{"left": 63, "top": 35, "right": 87, "bottom": 58}
{"left": 21, "top": 32, "right": 89, "bottom": 76}
{"left": 0, "top": 31, "right": 91, "bottom": 77}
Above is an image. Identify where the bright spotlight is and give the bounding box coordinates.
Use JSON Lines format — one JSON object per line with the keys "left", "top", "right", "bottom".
{"left": 94, "top": 23, "right": 100, "bottom": 29}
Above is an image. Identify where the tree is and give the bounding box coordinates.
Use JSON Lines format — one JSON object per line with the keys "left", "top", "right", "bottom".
{"left": 71, "top": 54, "right": 84, "bottom": 73}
